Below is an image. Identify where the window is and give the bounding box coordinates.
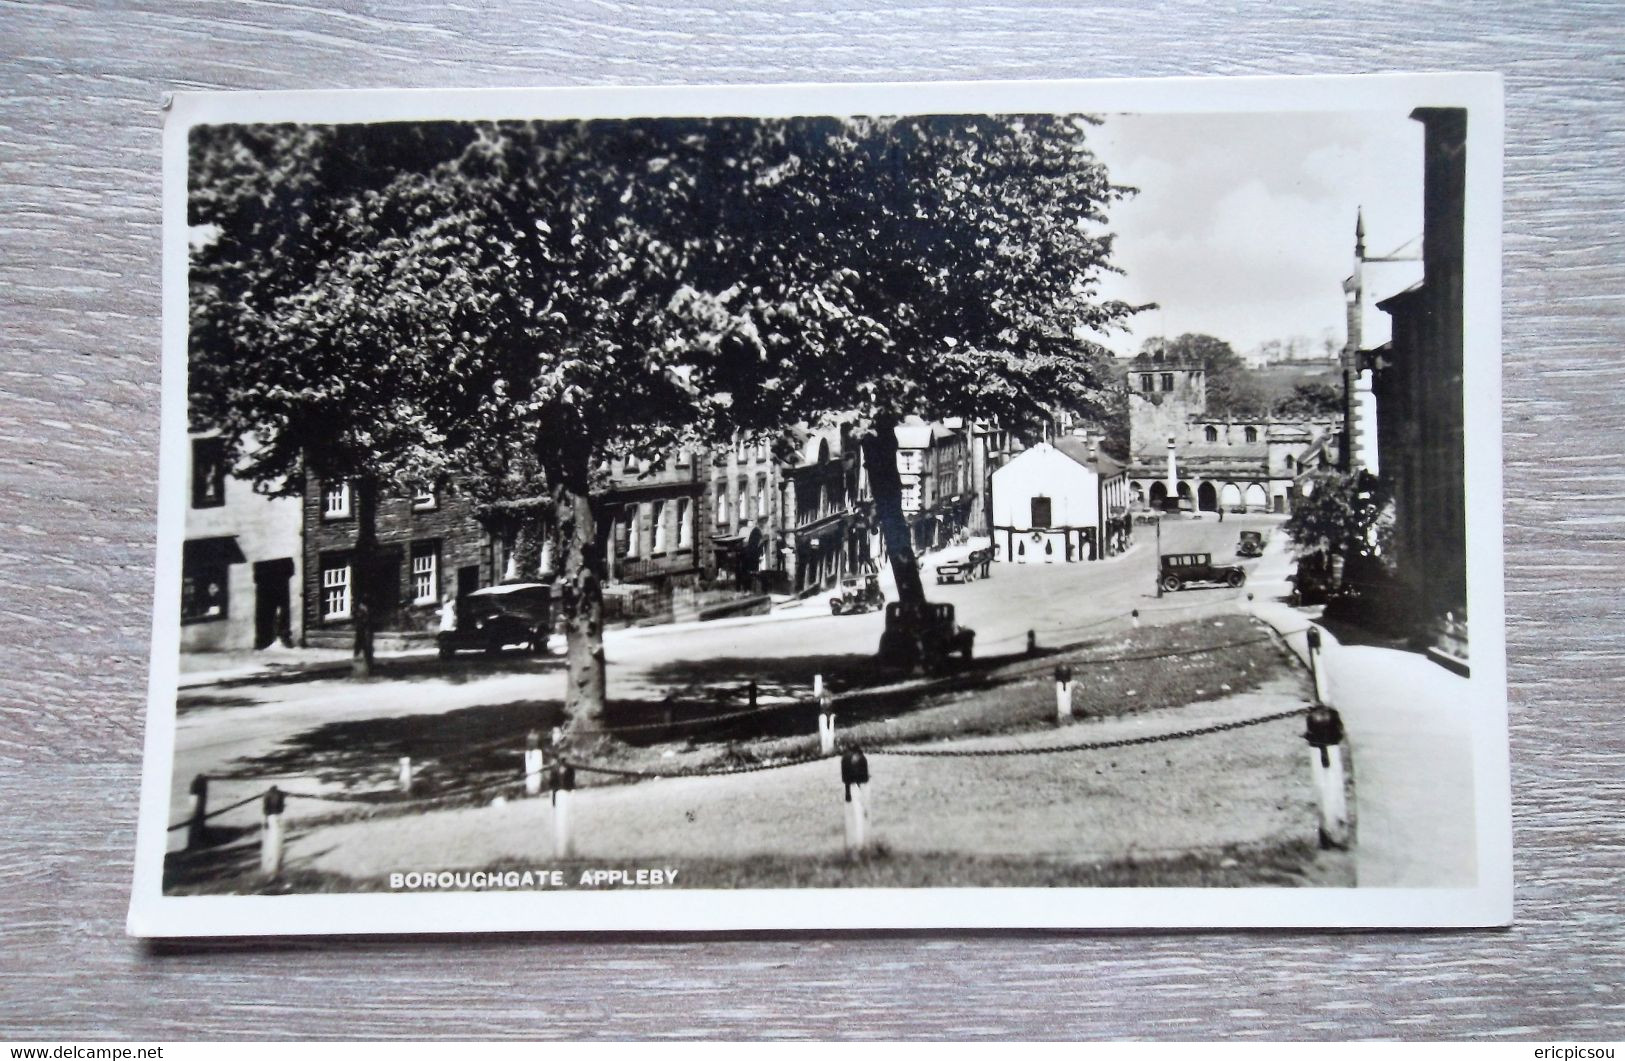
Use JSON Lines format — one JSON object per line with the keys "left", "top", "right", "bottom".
{"left": 675, "top": 448, "right": 691, "bottom": 468}
{"left": 902, "top": 482, "right": 922, "bottom": 511}
{"left": 322, "top": 480, "right": 352, "bottom": 520}
{"left": 1140, "top": 374, "right": 1154, "bottom": 392}
{"left": 676, "top": 498, "right": 692, "bottom": 549}
{"left": 180, "top": 562, "right": 227, "bottom": 624}
{"left": 191, "top": 438, "right": 227, "bottom": 509}
{"left": 1245, "top": 426, "right": 1258, "bottom": 443}
{"left": 1031, "top": 496, "right": 1053, "bottom": 529}
{"left": 756, "top": 477, "right": 768, "bottom": 518}
{"left": 412, "top": 484, "right": 437, "bottom": 511}
{"left": 755, "top": 440, "right": 768, "bottom": 462}
{"left": 1204, "top": 426, "right": 1218, "bottom": 443}
{"left": 411, "top": 542, "right": 439, "bottom": 605}
{"left": 321, "top": 561, "right": 351, "bottom": 620}
{"left": 651, "top": 500, "right": 667, "bottom": 553}
{"left": 1161, "top": 373, "right": 1175, "bottom": 392}
{"left": 626, "top": 505, "right": 642, "bottom": 558}
{"left": 715, "top": 483, "right": 728, "bottom": 526}
{"left": 737, "top": 481, "right": 749, "bottom": 524}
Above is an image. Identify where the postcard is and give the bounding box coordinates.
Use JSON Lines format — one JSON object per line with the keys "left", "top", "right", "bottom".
{"left": 129, "top": 73, "right": 1509, "bottom": 936}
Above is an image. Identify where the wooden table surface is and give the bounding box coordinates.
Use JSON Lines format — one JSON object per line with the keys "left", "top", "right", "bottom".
{"left": 2, "top": 0, "right": 1620, "bottom": 1041}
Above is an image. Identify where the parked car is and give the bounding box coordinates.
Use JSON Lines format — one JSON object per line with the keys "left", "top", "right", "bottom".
{"left": 437, "top": 582, "right": 554, "bottom": 658}
{"left": 1158, "top": 553, "right": 1246, "bottom": 593}
{"left": 1236, "top": 530, "right": 1265, "bottom": 558}
{"left": 877, "top": 601, "right": 975, "bottom": 668}
{"left": 935, "top": 559, "right": 975, "bottom": 584}
{"left": 830, "top": 573, "right": 885, "bottom": 615}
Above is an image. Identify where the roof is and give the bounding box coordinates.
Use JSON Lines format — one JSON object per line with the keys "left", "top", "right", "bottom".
{"left": 468, "top": 582, "right": 551, "bottom": 596}
{"left": 1050, "top": 435, "right": 1126, "bottom": 478}
{"left": 894, "top": 423, "right": 934, "bottom": 449}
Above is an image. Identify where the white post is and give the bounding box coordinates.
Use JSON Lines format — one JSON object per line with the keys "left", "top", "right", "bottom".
{"left": 551, "top": 763, "right": 576, "bottom": 859}
{"left": 1056, "top": 680, "right": 1072, "bottom": 722}
{"left": 260, "top": 787, "right": 285, "bottom": 878}
{"left": 841, "top": 750, "right": 871, "bottom": 855}
{"left": 186, "top": 774, "right": 208, "bottom": 850}
{"left": 524, "top": 730, "right": 544, "bottom": 797}
{"left": 1310, "top": 745, "right": 1350, "bottom": 849}
{"left": 1305, "top": 707, "right": 1349, "bottom": 849}
{"left": 813, "top": 673, "right": 824, "bottom": 699}
{"left": 1131, "top": 609, "right": 1141, "bottom": 629}
{"left": 397, "top": 756, "right": 413, "bottom": 794}
{"left": 1306, "top": 627, "right": 1328, "bottom": 704}
{"left": 818, "top": 695, "right": 835, "bottom": 756}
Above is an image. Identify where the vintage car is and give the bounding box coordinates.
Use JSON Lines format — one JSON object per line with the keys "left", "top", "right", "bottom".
{"left": 829, "top": 573, "right": 885, "bottom": 615}
{"left": 1236, "top": 530, "right": 1265, "bottom": 558}
{"left": 1158, "top": 553, "right": 1247, "bottom": 593}
{"left": 935, "top": 559, "right": 976, "bottom": 584}
{"left": 437, "top": 582, "right": 554, "bottom": 658}
{"left": 877, "top": 600, "right": 975, "bottom": 668}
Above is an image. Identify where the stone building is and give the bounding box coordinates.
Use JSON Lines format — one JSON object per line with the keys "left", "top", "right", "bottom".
{"left": 179, "top": 434, "right": 304, "bottom": 653}
{"left": 707, "top": 435, "right": 784, "bottom": 593}
{"left": 990, "top": 433, "right": 1129, "bottom": 564}
{"left": 1124, "top": 350, "right": 1338, "bottom": 513}
{"left": 779, "top": 423, "right": 873, "bottom": 596}
{"left": 300, "top": 476, "right": 494, "bottom": 650}
{"left": 1369, "top": 107, "right": 1470, "bottom": 673}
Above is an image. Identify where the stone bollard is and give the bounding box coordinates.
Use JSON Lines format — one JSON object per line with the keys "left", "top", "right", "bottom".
{"left": 260, "top": 786, "right": 286, "bottom": 878}
{"left": 1054, "top": 663, "right": 1074, "bottom": 723}
{"left": 550, "top": 762, "right": 577, "bottom": 859}
{"left": 524, "top": 730, "right": 544, "bottom": 797}
{"left": 841, "top": 748, "right": 871, "bottom": 855}
{"left": 186, "top": 774, "right": 209, "bottom": 851}
{"left": 1131, "top": 608, "right": 1141, "bottom": 630}
{"left": 1306, "top": 626, "right": 1327, "bottom": 705}
{"left": 818, "top": 694, "right": 836, "bottom": 756}
{"left": 397, "top": 756, "right": 413, "bottom": 794}
{"left": 1304, "top": 706, "right": 1350, "bottom": 849}
{"left": 1026, "top": 629, "right": 1038, "bottom": 656}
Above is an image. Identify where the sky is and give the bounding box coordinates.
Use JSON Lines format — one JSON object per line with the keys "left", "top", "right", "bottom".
{"left": 1085, "top": 110, "right": 1426, "bottom": 358}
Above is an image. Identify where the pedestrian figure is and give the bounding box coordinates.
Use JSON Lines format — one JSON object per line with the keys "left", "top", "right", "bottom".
{"left": 438, "top": 598, "right": 458, "bottom": 634}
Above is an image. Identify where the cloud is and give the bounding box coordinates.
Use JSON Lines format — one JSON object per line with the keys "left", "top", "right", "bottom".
{"left": 1087, "top": 110, "right": 1424, "bottom": 354}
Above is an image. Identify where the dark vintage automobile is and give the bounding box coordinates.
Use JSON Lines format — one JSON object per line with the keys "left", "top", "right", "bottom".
{"left": 1158, "top": 552, "right": 1247, "bottom": 593}
{"left": 830, "top": 573, "right": 885, "bottom": 615}
{"left": 1236, "top": 530, "right": 1265, "bottom": 558}
{"left": 437, "top": 582, "right": 555, "bottom": 658}
{"left": 877, "top": 600, "right": 975, "bottom": 668}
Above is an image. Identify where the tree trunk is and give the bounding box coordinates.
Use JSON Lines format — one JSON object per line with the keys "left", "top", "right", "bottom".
{"left": 554, "top": 469, "right": 607, "bottom": 735}
{"left": 861, "top": 422, "right": 926, "bottom": 606}
{"left": 350, "top": 475, "right": 379, "bottom": 679}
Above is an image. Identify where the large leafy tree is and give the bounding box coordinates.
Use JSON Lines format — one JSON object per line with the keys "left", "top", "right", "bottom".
{"left": 189, "top": 122, "right": 477, "bottom": 676}
{"left": 377, "top": 121, "right": 725, "bottom": 726}
{"left": 673, "top": 114, "right": 1143, "bottom": 614}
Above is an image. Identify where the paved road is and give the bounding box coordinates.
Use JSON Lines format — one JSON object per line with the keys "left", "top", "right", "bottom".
{"left": 165, "top": 513, "right": 1284, "bottom": 839}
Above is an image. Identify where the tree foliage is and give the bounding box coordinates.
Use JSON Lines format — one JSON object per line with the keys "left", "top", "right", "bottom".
{"left": 670, "top": 114, "right": 1144, "bottom": 604}
{"left": 1283, "top": 470, "right": 1392, "bottom": 589}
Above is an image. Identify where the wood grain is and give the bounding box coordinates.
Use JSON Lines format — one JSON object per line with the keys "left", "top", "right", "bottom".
{"left": 2, "top": 0, "right": 1622, "bottom": 1040}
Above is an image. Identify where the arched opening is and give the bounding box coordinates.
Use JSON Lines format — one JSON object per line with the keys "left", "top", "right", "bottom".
{"left": 1149, "top": 481, "right": 1168, "bottom": 507}
{"left": 1219, "top": 482, "right": 1242, "bottom": 510}
{"left": 1197, "top": 481, "right": 1218, "bottom": 511}
{"left": 1177, "top": 481, "right": 1192, "bottom": 501}
{"left": 1243, "top": 483, "right": 1267, "bottom": 511}
{"left": 1204, "top": 426, "right": 1218, "bottom": 443}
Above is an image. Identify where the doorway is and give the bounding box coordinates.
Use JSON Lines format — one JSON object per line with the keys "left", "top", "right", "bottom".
{"left": 253, "top": 557, "right": 295, "bottom": 649}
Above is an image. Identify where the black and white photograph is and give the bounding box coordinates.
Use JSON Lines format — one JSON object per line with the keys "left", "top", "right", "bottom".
{"left": 129, "top": 75, "right": 1509, "bottom": 935}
